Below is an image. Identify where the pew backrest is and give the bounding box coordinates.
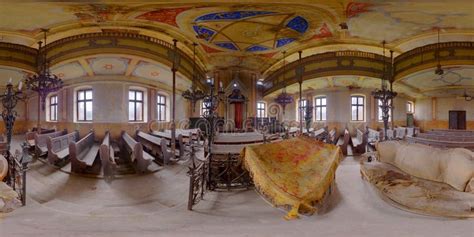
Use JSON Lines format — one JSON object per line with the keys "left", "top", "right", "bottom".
{"left": 100, "top": 131, "right": 116, "bottom": 178}
{"left": 36, "top": 129, "right": 67, "bottom": 150}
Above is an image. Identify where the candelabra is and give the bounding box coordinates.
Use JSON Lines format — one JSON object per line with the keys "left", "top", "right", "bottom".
{"left": 304, "top": 104, "right": 313, "bottom": 132}
{"left": 0, "top": 80, "right": 26, "bottom": 186}
{"left": 372, "top": 41, "right": 397, "bottom": 140}
{"left": 25, "top": 29, "right": 63, "bottom": 129}
{"left": 202, "top": 78, "right": 225, "bottom": 153}
{"left": 182, "top": 43, "right": 206, "bottom": 112}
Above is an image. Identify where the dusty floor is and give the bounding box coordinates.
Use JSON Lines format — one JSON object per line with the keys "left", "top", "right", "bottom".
{"left": 0, "top": 136, "right": 472, "bottom": 237}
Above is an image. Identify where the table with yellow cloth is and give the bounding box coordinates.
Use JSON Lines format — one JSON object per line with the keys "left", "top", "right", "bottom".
{"left": 242, "top": 137, "right": 342, "bottom": 219}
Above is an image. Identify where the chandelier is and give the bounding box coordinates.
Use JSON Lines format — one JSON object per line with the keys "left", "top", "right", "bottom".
{"left": 25, "top": 29, "right": 63, "bottom": 127}
{"left": 182, "top": 43, "right": 206, "bottom": 112}
{"left": 372, "top": 41, "right": 397, "bottom": 140}
{"left": 462, "top": 89, "right": 473, "bottom": 101}
{"left": 274, "top": 51, "right": 293, "bottom": 114}
{"left": 435, "top": 27, "right": 444, "bottom": 75}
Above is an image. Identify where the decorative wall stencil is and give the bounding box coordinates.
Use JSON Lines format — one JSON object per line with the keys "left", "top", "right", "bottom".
{"left": 432, "top": 67, "right": 472, "bottom": 85}
{"left": 67, "top": 4, "right": 133, "bottom": 23}
{"left": 192, "top": 11, "right": 309, "bottom": 52}
{"left": 0, "top": 67, "right": 28, "bottom": 84}
{"left": 214, "top": 42, "right": 238, "bottom": 51}
{"left": 346, "top": 2, "right": 372, "bottom": 18}
{"left": 312, "top": 23, "right": 333, "bottom": 40}
{"left": 50, "top": 62, "right": 86, "bottom": 80}
{"left": 136, "top": 7, "right": 191, "bottom": 27}
{"left": 88, "top": 57, "right": 129, "bottom": 75}
{"left": 200, "top": 43, "right": 223, "bottom": 54}
{"left": 195, "top": 11, "right": 275, "bottom": 22}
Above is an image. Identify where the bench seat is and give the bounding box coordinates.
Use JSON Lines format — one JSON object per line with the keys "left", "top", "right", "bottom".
{"left": 78, "top": 144, "right": 100, "bottom": 166}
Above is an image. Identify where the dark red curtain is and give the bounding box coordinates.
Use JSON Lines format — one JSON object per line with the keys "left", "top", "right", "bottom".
{"left": 234, "top": 102, "right": 243, "bottom": 129}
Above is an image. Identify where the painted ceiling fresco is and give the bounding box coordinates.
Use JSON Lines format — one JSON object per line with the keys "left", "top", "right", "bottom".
{"left": 49, "top": 55, "right": 191, "bottom": 90}
{"left": 0, "top": 1, "right": 472, "bottom": 71}
{"left": 0, "top": 1, "right": 473, "bottom": 97}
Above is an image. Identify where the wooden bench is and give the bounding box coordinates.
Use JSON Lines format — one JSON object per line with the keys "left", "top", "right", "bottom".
{"left": 100, "top": 131, "right": 117, "bottom": 178}
{"left": 151, "top": 131, "right": 185, "bottom": 158}
{"left": 337, "top": 128, "right": 351, "bottom": 156}
{"left": 406, "top": 127, "right": 419, "bottom": 137}
{"left": 351, "top": 127, "right": 368, "bottom": 155}
{"left": 0, "top": 135, "right": 6, "bottom": 154}
{"left": 70, "top": 131, "right": 101, "bottom": 174}
{"left": 136, "top": 131, "right": 172, "bottom": 165}
{"left": 26, "top": 128, "right": 56, "bottom": 147}
{"left": 382, "top": 129, "right": 396, "bottom": 140}
{"left": 395, "top": 127, "right": 407, "bottom": 140}
{"left": 416, "top": 133, "right": 474, "bottom": 142}
{"left": 122, "top": 131, "right": 154, "bottom": 173}
{"left": 327, "top": 128, "right": 338, "bottom": 144}
{"left": 35, "top": 129, "right": 67, "bottom": 157}
{"left": 47, "top": 131, "right": 79, "bottom": 165}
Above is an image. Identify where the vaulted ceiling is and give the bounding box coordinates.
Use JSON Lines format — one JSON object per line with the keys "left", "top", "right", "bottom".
{"left": 0, "top": 1, "right": 473, "bottom": 97}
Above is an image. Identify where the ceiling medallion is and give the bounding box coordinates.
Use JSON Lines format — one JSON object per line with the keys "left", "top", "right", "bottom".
{"left": 193, "top": 11, "right": 309, "bottom": 52}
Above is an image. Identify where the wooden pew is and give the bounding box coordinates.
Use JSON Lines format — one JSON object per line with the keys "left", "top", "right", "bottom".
{"left": 122, "top": 131, "right": 154, "bottom": 173}
{"left": 26, "top": 128, "right": 56, "bottom": 147}
{"left": 337, "top": 128, "right": 351, "bottom": 156}
{"left": 100, "top": 131, "right": 117, "bottom": 178}
{"left": 165, "top": 128, "right": 202, "bottom": 144}
{"left": 327, "top": 128, "right": 338, "bottom": 144}
{"left": 70, "top": 131, "right": 101, "bottom": 174}
{"left": 214, "top": 132, "right": 265, "bottom": 144}
{"left": 416, "top": 133, "right": 474, "bottom": 142}
{"left": 150, "top": 131, "right": 185, "bottom": 158}
{"left": 0, "top": 135, "right": 7, "bottom": 154}
{"left": 136, "top": 131, "right": 172, "bottom": 165}
{"left": 382, "top": 128, "right": 396, "bottom": 140}
{"left": 47, "top": 131, "right": 79, "bottom": 165}
{"left": 35, "top": 129, "right": 67, "bottom": 157}
{"left": 367, "top": 128, "right": 381, "bottom": 150}
{"left": 351, "top": 127, "right": 368, "bottom": 155}
{"left": 395, "top": 127, "right": 407, "bottom": 140}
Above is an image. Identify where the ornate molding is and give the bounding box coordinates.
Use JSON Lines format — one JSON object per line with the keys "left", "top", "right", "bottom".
{"left": 42, "top": 32, "right": 207, "bottom": 89}
{"left": 394, "top": 41, "right": 474, "bottom": 80}
{"left": 0, "top": 42, "right": 37, "bottom": 72}
{"left": 263, "top": 51, "right": 389, "bottom": 96}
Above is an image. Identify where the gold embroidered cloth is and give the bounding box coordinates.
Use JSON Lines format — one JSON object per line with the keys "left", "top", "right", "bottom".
{"left": 242, "top": 137, "right": 342, "bottom": 219}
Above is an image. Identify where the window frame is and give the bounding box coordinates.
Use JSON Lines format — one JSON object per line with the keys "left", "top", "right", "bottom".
{"left": 256, "top": 101, "right": 266, "bottom": 118}
{"left": 201, "top": 100, "right": 210, "bottom": 117}
{"left": 377, "top": 99, "right": 392, "bottom": 122}
{"left": 76, "top": 89, "right": 93, "bottom": 122}
{"left": 407, "top": 101, "right": 415, "bottom": 114}
{"left": 314, "top": 96, "right": 327, "bottom": 121}
{"left": 156, "top": 94, "right": 167, "bottom": 122}
{"left": 128, "top": 89, "right": 144, "bottom": 122}
{"left": 297, "top": 99, "right": 308, "bottom": 121}
{"left": 351, "top": 95, "right": 365, "bottom": 122}
{"left": 48, "top": 94, "right": 58, "bottom": 122}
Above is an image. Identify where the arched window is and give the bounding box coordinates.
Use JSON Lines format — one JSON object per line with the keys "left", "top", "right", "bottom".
{"left": 314, "top": 96, "right": 327, "bottom": 121}
{"left": 351, "top": 95, "right": 365, "bottom": 121}
{"left": 156, "top": 94, "right": 167, "bottom": 121}
{"left": 256, "top": 101, "right": 266, "bottom": 118}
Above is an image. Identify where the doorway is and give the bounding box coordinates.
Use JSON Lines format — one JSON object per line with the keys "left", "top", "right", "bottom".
{"left": 449, "top": 110, "right": 466, "bottom": 130}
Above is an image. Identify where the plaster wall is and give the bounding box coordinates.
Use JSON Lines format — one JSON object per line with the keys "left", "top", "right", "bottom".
{"left": 25, "top": 78, "right": 189, "bottom": 140}
{"left": 414, "top": 97, "right": 474, "bottom": 131}
{"left": 263, "top": 88, "right": 413, "bottom": 134}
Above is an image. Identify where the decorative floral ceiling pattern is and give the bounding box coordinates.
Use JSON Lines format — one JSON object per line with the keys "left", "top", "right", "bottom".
{"left": 191, "top": 11, "right": 309, "bottom": 52}
{"left": 0, "top": 1, "right": 472, "bottom": 97}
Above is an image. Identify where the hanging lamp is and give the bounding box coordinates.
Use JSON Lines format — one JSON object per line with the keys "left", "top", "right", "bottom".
{"left": 274, "top": 51, "right": 293, "bottom": 114}
{"left": 182, "top": 43, "right": 206, "bottom": 112}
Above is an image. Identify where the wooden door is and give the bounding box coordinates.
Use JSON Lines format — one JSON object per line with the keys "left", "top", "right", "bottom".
{"left": 449, "top": 110, "right": 466, "bottom": 130}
